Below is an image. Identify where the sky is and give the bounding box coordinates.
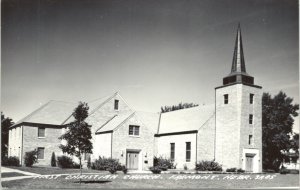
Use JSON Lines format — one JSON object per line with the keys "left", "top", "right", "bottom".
{"left": 2, "top": 0, "right": 299, "bottom": 131}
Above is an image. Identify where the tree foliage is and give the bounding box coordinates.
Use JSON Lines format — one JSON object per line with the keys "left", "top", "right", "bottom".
{"left": 262, "top": 91, "right": 299, "bottom": 171}
{"left": 161, "top": 102, "right": 199, "bottom": 113}
{"left": 59, "top": 102, "right": 93, "bottom": 173}
{"left": 1, "top": 112, "right": 14, "bottom": 158}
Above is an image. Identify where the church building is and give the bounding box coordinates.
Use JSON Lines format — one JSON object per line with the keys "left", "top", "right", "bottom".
{"left": 8, "top": 25, "right": 263, "bottom": 173}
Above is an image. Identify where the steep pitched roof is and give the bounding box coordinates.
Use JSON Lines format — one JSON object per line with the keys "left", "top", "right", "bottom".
{"left": 135, "top": 111, "right": 160, "bottom": 133}
{"left": 11, "top": 100, "right": 77, "bottom": 127}
{"left": 158, "top": 104, "right": 215, "bottom": 134}
{"left": 95, "top": 112, "right": 135, "bottom": 133}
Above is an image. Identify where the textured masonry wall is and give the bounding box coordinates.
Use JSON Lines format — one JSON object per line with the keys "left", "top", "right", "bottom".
{"left": 197, "top": 115, "right": 215, "bottom": 162}
{"left": 87, "top": 94, "right": 132, "bottom": 162}
{"left": 215, "top": 84, "right": 262, "bottom": 171}
{"left": 239, "top": 85, "right": 262, "bottom": 172}
{"left": 156, "top": 133, "right": 197, "bottom": 170}
{"left": 112, "top": 114, "right": 155, "bottom": 170}
{"left": 215, "top": 84, "right": 242, "bottom": 169}
{"left": 22, "top": 125, "right": 63, "bottom": 166}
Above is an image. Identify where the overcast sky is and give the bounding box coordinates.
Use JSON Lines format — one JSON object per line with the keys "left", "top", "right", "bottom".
{"left": 2, "top": 0, "right": 299, "bottom": 131}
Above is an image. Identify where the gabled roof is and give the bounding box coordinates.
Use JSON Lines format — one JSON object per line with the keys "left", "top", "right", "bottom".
{"left": 135, "top": 111, "right": 160, "bottom": 133}
{"left": 95, "top": 112, "right": 135, "bottom": 134}
{"left": 11, "top": 100, "right": 77, "bottom": 128}
{"left": 158, "top": 104, "right": 215, "bottom": 134}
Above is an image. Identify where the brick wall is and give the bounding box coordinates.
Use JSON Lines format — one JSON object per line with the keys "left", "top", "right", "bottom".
{"left": 112, "top": 114, "right": 155, "bottom": 170}
{"left": 22, "top": 125, "right": 63, "bottom": 166}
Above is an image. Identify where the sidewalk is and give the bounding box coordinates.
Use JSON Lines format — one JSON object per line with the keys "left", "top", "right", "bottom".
{"left": 1, "top": 167, "right": 40, "bottom": 176}
{"left": 1, "top": 167, "right": 40, "bottom": 182}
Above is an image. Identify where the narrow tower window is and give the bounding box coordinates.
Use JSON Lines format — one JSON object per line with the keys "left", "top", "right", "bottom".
{"left": 248, "top": 135, "right": 253, "bottom": 145}
{"left": 249, "top": 114, "right": 253, "bottom": 124}
{"left": 186, "top": 142, "right": 191, "bottom": 162}
{"left": 224, "top": 94, "right": 229, "bottom": 104}
{"left": 114, "top": 99, "right": 119, "bottom": 110}
{"left": 170, "top": 143, "right": 175, "bottom": 161}
{"left": 250, "top": 94, "right": 254, "bottom": 104}
{"left": 38, "top": 127, "right": 45, "bottom": 138}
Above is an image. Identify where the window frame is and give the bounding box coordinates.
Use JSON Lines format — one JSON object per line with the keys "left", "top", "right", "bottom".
{"left": 249, "top": 114, "right": 253, "bottom": 124}
{"left": 186, "top": 142, "right": 191, "bottom": 162}
{"left": 37, "top": 147, "right": 45, "bottom": 160}
{"left": 129, "top": 125, "right": 140, "bottom": 136}
{"left": 38, "top": 127, "right": 45, "bottom": 138}
{"left": 250, "top": 94, "right": 254, "bottom": 104}
{"left": 224, "top": 94, "right": 229, "bottom": 104}
{"left": 248, "top": 135, "right": 253, "bottom": 145}
{"left": 170, "top": 143, "right": 175, "bottom": 162}
{"left": 114, "top": 99, "right": 119, "bottom": 110}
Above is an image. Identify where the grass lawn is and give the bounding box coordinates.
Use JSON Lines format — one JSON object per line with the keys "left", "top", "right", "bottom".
{"left": 2, "top": 173, "right": 299, "bottom": 189}
{"left": 1, "top": 172, "right": 27, "bottom": 178}
{"left": 6, "top": 166, "right": 107, "bottom": 175}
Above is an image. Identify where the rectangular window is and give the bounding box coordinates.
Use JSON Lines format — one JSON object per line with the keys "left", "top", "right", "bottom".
{"left": 186, "top": 142, "right": 191, "bottom": 162}
{"left": 38, "top": 127, "right": 45, "bottom": 138}
{"left": 114, "top": 99, "right": 119, "bottom": 110}
{"left": 224, "top": 94, "right": 229, "bottom": 104}
{"left": 170, "top": 143, "right": 175, "bottom": 161}
{"left": 248, "top": 135, "right": 253, "bottom": 145}
{"left": 250, "top": 94, "right": 254, "bottom": 104}
{"left": 37, "top": 147, "right": 45, "bottom": 159}
{"left": 249, "top": 114, "right": 253, "bottom": 124}
{"left": 129, "top": 125, "right": 140, "bottom": 136}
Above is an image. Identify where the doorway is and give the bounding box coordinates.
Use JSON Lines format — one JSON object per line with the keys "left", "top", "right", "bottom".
{"left": 126, "top": 151, "right": 139, "bottom": 170}
{"left": 245, "top": 155, "right": 254, "bottom": 172}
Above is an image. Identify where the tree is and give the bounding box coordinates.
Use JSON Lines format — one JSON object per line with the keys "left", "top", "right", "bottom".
{"left": 51, "top": 152, "right": 56, "bottom": 167}
{"left": 161, "top": 102, "right": 199, "bottom": 113}
{"left": 1, "top": 112, "right": 14, "bottom": 158}
{"left": 262, "top": 91, "right": 299, "bottom": 171}
{"left": 59, "top": 102, "right": 93, "bottom": 179}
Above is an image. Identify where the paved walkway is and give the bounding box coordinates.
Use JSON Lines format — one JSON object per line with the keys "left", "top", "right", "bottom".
{"left": 1, "top": 167, "right": 39, "bottom": 176}
{"left": 1, "top": 167, "right": 40, "bottom": 182}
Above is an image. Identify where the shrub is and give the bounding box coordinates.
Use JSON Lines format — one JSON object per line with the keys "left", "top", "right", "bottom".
{"left": 51, "top": 152, "right": 56, "bottom": 167}
{"left": 73, "top": 163, "right": 81, "bottom": 169}
{"left": 237, "top": 168, "right": 245, "bottom": 173}
{"left": 92, "top": 156, "right": 122, "bottom": 171}
{"left": 24, "top": 150, "right": 38, "bottom": 167}
{"left": 195, "top": 160, "right": 222, "bottom": 171}
{"left": 263, "top": 169, "right": 275, "bottom": 173}
{"left": 289, "top": 169, "right": 299, "bottom": 174}
{"left": 280, "top": 168, "right": 289, "bottom": 174}
{"left": 226, "top": 167, "right": 237, "bottom": 172}
{"left": 1, "top": 156, "right": 20, "bottom": 166}
{"left": 149, "top": 166, "right": 162, "bottom": 174}
{"left": 57, "top": 155, "right": 74, "bottom": 168}
{"left": 153, "top": 156, "right": 175, "bottom": 170}
{"left": 121, "top": 165, "right": 128, "bottom": 174}
{"left": 184, "top": 164, "right": 188, "bottom": 170}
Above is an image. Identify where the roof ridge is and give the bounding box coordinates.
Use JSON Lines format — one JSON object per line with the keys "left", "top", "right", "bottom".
{"left": 95, "top": 114, "right": 118, "bottom": 133}
{"left": 161, "top": 104, "right": 215, "bottom": 115}
{"left": 112, "top": 112, "right": 136, "bottom": 132}
{"left": 11, "top": 101, "right": 52, "bottom": 128}
{"left": 88, "top": 93, "right": 117, "bottom": 116}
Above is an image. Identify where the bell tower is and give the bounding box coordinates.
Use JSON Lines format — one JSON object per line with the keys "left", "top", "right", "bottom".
{"left": 215, "top": 24, "right": 262, "bottom": 172}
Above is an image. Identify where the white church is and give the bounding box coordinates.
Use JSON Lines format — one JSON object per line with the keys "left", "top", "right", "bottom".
{"left": 8, "top": 25, "right": 262, "bottom": 173}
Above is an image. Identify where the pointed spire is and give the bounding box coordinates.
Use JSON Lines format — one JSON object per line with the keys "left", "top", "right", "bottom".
{"left": 231, "top": 23, "right": 246, "bottom": 74}
{"left": 222, "top": 23, "right": 255, "bottom": 86}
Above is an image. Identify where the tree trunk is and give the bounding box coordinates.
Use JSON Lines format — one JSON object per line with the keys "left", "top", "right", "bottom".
{"left": 79, "top": 154, "right": 82, "bottom": 184}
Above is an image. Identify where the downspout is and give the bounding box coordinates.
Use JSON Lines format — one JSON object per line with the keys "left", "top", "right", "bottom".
{"left": 196, "top": 132, "right": 198, "bottom": 163}
{"left": 21, "top": 125, "right": 24, "bottom": 166}
{"left": 111, "top": 132, "right": 113, "bottom": 158}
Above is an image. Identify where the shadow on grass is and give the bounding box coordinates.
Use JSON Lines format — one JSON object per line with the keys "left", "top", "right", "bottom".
{"left": 74, "top": 180, "right": 111, "bottom": 184}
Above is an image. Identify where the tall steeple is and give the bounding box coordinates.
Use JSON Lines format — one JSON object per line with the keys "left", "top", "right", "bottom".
{"left": 223, "top": 24, "right": 254, "bottom": 86}
{"left": 231, "top": 23, "right": 246, "bottom": 73}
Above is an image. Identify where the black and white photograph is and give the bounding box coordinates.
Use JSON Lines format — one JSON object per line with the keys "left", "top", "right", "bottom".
{"left": 1, "top": 0, "right": 299, "bottom": 189}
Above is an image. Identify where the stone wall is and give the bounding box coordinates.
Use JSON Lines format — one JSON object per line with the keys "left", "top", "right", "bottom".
{"left": 112, "top": 114, "right": 155, "bottom": 171}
